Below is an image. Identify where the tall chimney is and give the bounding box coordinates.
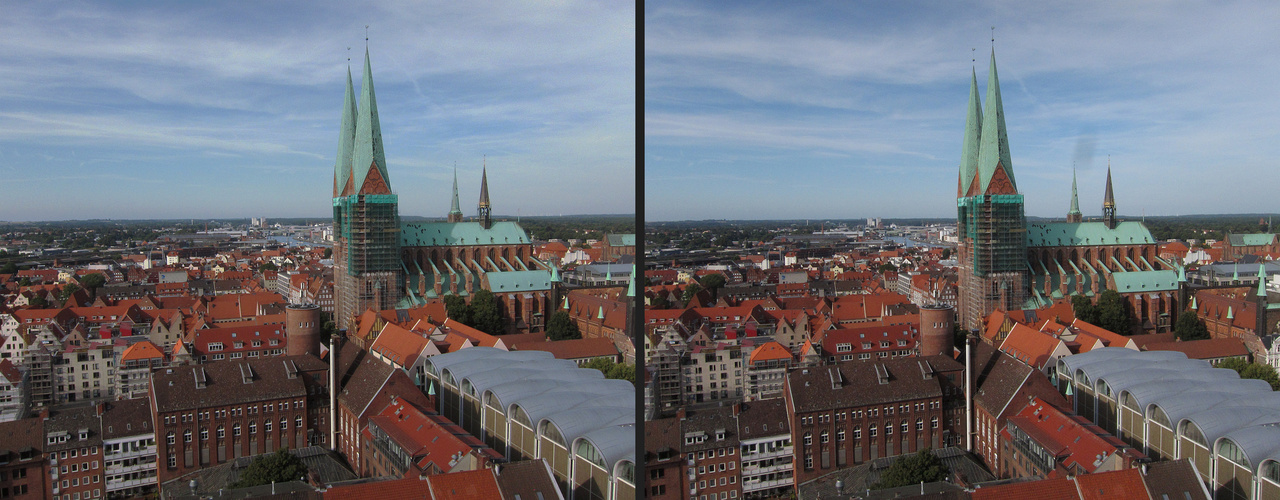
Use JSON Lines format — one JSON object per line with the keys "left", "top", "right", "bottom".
{"left": 965, "top": 331, "right": 974, "bottom": 452}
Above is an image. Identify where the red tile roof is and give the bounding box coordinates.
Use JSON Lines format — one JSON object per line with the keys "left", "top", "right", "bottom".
{"left": 511, "top": 338, "right": 618, "bottom": 361}
{"left": 1075, "top": 467, "right": 1150, "bottom": 500}
{"left": 324, "top": 477, "right": 433, "bottom": 499}
{"left": 426, "top": 468, "right": 502, "bottom": 500}
{"left": 0, "top": 359, "right": 21, "bottom": 384}
{"left": 120, "top": 341, "right": 165, "bottom": 362}
{"left": 748, "top": 341, "right": 792, "bottom": 364}
{"left": 369, "top": 322, "right": 430, "bottom": 368}
{"left": 999, "top": 323, "right": 1066, "bottom": 369}
{"left": 1142, "top": 337, "right": 1250, "bottom": 360}
{"left": 971, "top": 477, "right": 1079, "bottom": 500}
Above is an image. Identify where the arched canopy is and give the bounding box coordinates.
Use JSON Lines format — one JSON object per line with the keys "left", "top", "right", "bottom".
{"left": 574, "top": 424, "right": 636, "bottom": 473}
{"left": 1216, "top": 424, "right": 1280, "bottom": 471}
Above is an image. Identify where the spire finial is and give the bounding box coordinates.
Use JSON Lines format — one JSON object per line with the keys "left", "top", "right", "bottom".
{"left": 972, "top": 47, "right": 976, "bottom": 68}
{"left": 365, "top": 25, "right": 369, "bottom": 47}
{"left": 991, "top": 26, "right": 995, "bottom": 48}
{"left": 347, "top": 46, "right": 351, "bottom": 65}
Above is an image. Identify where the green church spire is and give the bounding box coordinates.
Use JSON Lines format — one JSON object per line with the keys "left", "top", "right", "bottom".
{"left": 448, "top": 167, "right": 463, "bottom": 222}
{"left": 333, "top": 67, "right": 357, "bottom": 196}
{"left": 958, "top": 67, "right": 982, "bottom": 196}
{"left": 351, "top": 48, "right": 391, "bottom": 193}
{"left": 977, "top": 49, "right": 1015, "bottom": 193}
{"left": 1068, "top": 167, "right": 1082, "bottom": 221}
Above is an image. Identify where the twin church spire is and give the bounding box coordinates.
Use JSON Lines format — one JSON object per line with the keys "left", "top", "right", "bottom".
{"left": 333, "top": 49, "right": 391, "bottom": 197}
{"left": 333, "top": 48, "right": 494, "bottom": 227}
{"left": 958, "top": 50, "right": 1017, "bottom": 197}
{"left": 956, "top": 49, "right": 1118, "bottom": 227}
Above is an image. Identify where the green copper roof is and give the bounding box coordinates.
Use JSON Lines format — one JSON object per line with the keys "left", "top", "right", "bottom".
{"left": 1260, "top": 264, "right": 1268, "bottom": 297}
{"left": 449, "top": 168, "right": 462, "bottom": 216}
{"left": 976, "top": 49, "right": 1015, "bottom": 193}
{"left": 606, "top": 234, "right": 636, "bottom": 246}
{"left": 485, "top": 270, "right": 551, "bottom": 293}
{"left": 1068, "top": 169, "right": 1081, "bottom": 217}
{"left": 1228, "top": 233, "right": 1277, "bottom": 246}
{"left": 959, "top": 67, "right": 983, "bottom": 196}
{"left": 1112, "top": 270, "right": 1179, "bottom": 293}
{"left": 626, "top": 264, "right": 635, "bottom": 297}
{"left": 1025, "top": 221, "right": 1155, "bottom": 247}
{"left": 351, "top": 48, "right": 391, "bottom": 193}
{"left": 400, "top": 221, "right": 531, "bottom": 247}
{"left": 550, "top": 265, "right": 560, "bottom": 282}
{"left": 334, "top": 67, "right": 357, "bottom": 194}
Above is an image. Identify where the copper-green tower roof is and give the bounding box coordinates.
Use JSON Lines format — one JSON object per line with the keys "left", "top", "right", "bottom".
{"left": 351, "top": 48, "right": 391, "bottom": 193}
{"left": 1068, "top": 168, "right": 1082, "bottom": 218}
{"left": 976, "top": 49, "right": 1015, "bottom": 193}
{"left": 958, "top": 68, "right": 983, "bottom": 196}
{"left": 333, "top": 67, "right": 357, "bottom": 195}
{"left": 449, "top": 168, "right": 462, "bottom": 217}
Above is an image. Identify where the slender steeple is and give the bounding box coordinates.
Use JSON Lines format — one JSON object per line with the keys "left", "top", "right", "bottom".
{"left": 447, "top": 167, "right": 463, "bottom": 222}
{"left": 334, "top": 67, "right": 357, "bottom": 197}
{"left": 351, "top": 48, "right": 391, "bottom": 194}
{"left": 477, "top": 159, "right": 492, "bottom": 229}
{"left": 1067, "top": 167, "right": 1082, "bottom": 222}
{"left": 1102, "top": 160, "right": 1117, "bottom": 229}
{"left": 976, "top": 49, "right": 1015, "bottom": 194}
{"left": 958, "top": 68, "right": 983, "bottom": 197}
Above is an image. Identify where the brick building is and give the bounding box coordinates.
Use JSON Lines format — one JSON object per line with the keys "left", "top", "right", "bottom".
{"left": 47, "top": 406, "right": 103, "bottom": 500}
{"left": 782, "top": 355, "right": 963, "bottom": 485}
{"left": 681, "top": 406, "right": 741, "bottom": 500}
{"left": 148, "top": 355, "right": 327, "bottom": 485}
{"left": 0, "top": 417, "right": 46, "bottom": 499}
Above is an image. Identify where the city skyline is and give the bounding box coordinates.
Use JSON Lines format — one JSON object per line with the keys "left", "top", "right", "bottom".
{"left": 0, "top": 1, "right": 634, "bottom": 222}
{"left": 646, "top": 1, "right": 1280, "bottom": 221}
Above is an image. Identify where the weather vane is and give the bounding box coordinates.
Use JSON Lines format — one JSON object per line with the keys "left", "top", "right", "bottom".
{"left": 365, "top": 25, "right": 370, "bottom": 45}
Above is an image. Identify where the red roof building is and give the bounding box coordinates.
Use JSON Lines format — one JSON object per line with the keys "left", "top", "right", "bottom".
{"left": 999, "top": 396, "right": 1144, "bottom": 479}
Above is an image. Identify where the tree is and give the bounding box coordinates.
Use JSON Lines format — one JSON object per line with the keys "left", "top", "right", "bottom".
{"left": 80, "top": 273, "right": 106, "bottom": 300}
{"left": 320, "top": 320, "right": 337, "bottom": 344}
{"left": 699, "top": 273, "right": 727, "bottom": 301}
{"left": 582, "top": 357, "right": 615, "bottom": 374}
{"left": 28, "top": 296, "right": 47, "bottom": 309}
{"left": 323, "top": 248, "right": 333, "bottom": 259}
{"left": 17, "top": 277, "right": 31, "bottom": 287}
{"left": 259, "top": 262, "right": 278, "bottom": 273}
{"left": 1071, "top": 295, "right": 1099, "bottom": 325}
{"left": 878, "top": 263, "right": 898, "bottom": 273}
{"left": 941, "top": 248, "right": 952, "bottom": 260}
{"left": 681, "top": 282, "right": 703, "bottom": 303}
{"left": 1174, "top": 311, "right": 1210, "bottom": 341}
{"left": 546, "top": 310, "right": 581, "bottom": 341}
{"left": 469, "top": 289, "right": 506, "bottom": 335}
{"left": 1095, "top": 290, "right": 1131, "bottom": 335}
{"left": 231, "top": 448, "right": 308, "bottom": 489}
{"left": 443, "top": 294, "right": 470, "bottom": 325}
{"left": 57, "top": 284, "right": 81, "bottom": 303}
{"left": 873, "top": 448, "right": 949, "bottom": 490}
{"left": 0, "top": 263, "right": 16, "bottom": 274}
{"left": 650, "top": 293, "right": 670, "bottom": 310}
{"left": 1219, "top": 358, "right": 1280, "bottom": 390}
{"left": 606, "top": 362, "right": 635, "bottom": 382}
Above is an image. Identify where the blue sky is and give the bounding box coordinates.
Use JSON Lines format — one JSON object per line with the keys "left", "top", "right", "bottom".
{"left": 0, "top": 1, "right": 634, "bottom": 221}
{"left": 645, "top": 1, "right": 1280, "bottom": 221}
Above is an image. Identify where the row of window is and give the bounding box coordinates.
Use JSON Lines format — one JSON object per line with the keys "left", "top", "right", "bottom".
{"left": 693, "top": 461, "right": 737, "bottom": 475}
{"left": 686, "top": 447, "right": 736, "bottom": 461}
{"left": 800, "top": 402, "right": 938, "bottom": 426}
{"left": 165, "top": 417, "right": 301, "bottom": 444}
{"left": 163, "top": 402, "right": 304, "bottom": 425}
{"left": 59, "top": 460, "right": 99, "bottom": 473}
{"left": 801, "top": 418, "right": 939, "bottom": 444}
{"left": 696, "top": 475, "right": 737, "bottom": 489}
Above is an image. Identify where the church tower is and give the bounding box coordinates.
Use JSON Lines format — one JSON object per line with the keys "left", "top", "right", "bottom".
{"left": 447, "top": 168, "right": 464, "bottom": 223}
{"left": 332, "top": 48, "right": 403, "bottom": 331}
{"left": 477, "top": 162, "right": 492, "bottom": 229}
{"left": 1102, "top": 162, "right": 1117, "bottom": 229}
{"left": 1067, "top": 168, "right": 1083, "bottom": 223}
{"left": 956, "top": 50, "right": 1028, "bottom": 330}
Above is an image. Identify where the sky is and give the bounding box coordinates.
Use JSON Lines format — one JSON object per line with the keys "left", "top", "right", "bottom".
{"left": 645, "top": 1, "right": 1280, "bottom": 221}
{"left": 0, "top": 1, "right": 634, "bottom": 222}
